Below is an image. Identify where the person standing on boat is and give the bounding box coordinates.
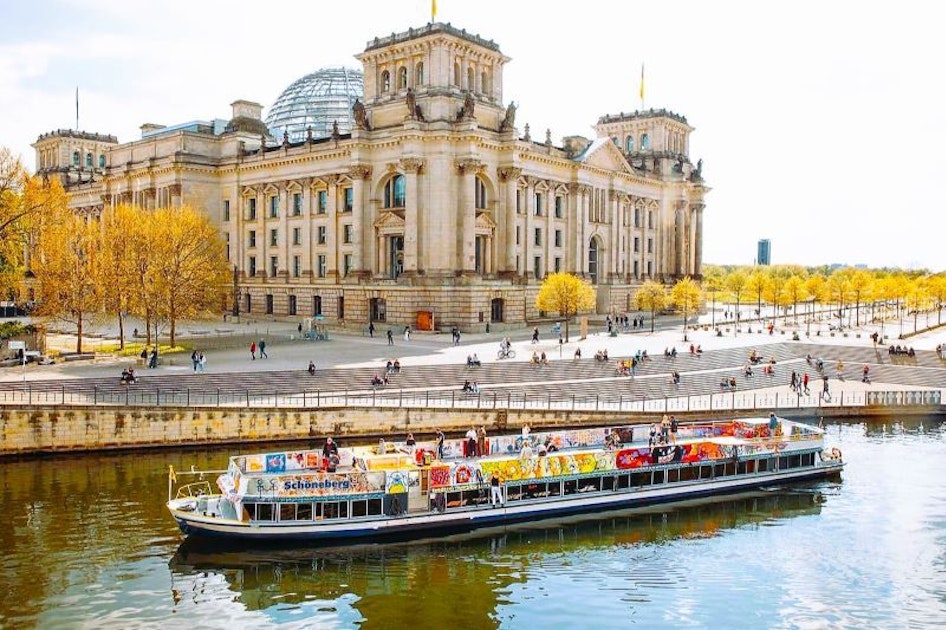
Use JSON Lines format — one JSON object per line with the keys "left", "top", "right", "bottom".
{"left": 769, "top": 413, "right": 779, "bottom": 435}
{"left": 670, "top": 416, "right": 679, "bottom": 444}
{"left": 490, "top": 470, "right": 504, "bottom": 507}
{"left": 465, "top": 427, "right": 477, "bottom": 458}
{"left": 477, "top": 427, "right": 487, "bottom": 457}
{"left": 322, "top": 437, "right": 338, "bottom": 462}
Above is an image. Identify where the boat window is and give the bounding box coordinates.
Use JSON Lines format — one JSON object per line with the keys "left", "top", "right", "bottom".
{"left": 737, "top": 462, "right": 748, "bottom": 475}
{"left": 651, "top": 470, "right": 664, "bottom": 484}
{"left": 352, "top": 500, "right": 368, "bottom": 518}
{"left": 713, "top": 464, "right": 725, "bottom": 478}
{"left": 368, "top": 498, "right": 383, "bottom": 515}
{"left": 563, "top": 480, "right": 576, "bottom": 496}
{"left": 549, "top": 481, "right": 562, "bottom": 497}
{"left": 602, "top": 476, "right": 616, "bottom": 491}
{"left": 297, "top": 503, "right": 313, "bottom": 520}
{"left": 679, "top": 467, "right": 698, "bottom": 482}
{"left": 724, "top": 462, "right": 736, "bottom": 476}
{"left": 790, "top": 454, "right": 802, "bottom": 468}
{"left": 580, "top": 479, "right": 601, "bottom": 493}
{"left": 255, "top": 503, "right": 275, "bottom": 521}
{"left": 667, "top": 469, "right": 680, "bottom": 483}
{"left": 758, "top": 459, "right": 769, "bottom": 473}
{"left": 322, "top": 501, "right": 347, "bottom": 519}
{"left": 279, "top": 504, "right": 296, "bottom": 521}
{"left": 507, "top": 486, "right": 523, "bottom": 502}
{"left": 618, "top": 474, "right": 632, "bottom": 489}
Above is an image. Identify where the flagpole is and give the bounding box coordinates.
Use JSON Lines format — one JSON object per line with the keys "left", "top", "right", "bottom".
{"left": 639, "top": 63, "right": 645, "bottom": 110}
{"left": 76, "top": 87, "right": 79, "bottom": 130}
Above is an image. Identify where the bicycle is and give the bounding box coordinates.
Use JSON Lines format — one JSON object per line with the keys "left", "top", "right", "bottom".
{"left": 497, "top": 348, "right": 517, "bottom": 360}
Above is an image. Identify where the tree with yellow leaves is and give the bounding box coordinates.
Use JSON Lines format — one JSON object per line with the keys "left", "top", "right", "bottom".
{"left": 30, "top": 208, "right": 103, "bottom": 353}
{"left": 725, "top": 270, "right": 748, "bottom": 336}
{"left": 535, "top": 272, "right": 596, "bottom": 342}
{"left": 149, "top": 205, "right": 230, "bottom": 347}
{"left": 99, "top": 204, "right": 144, "bottom": 350}
{"left": 670, "top": 276, "right": 702, "bottom": 342}
{"left": 0, "top": 147, "right": 68, "bottom": 299}
{"left": 635, "top": 280, "right": 667, "bottom": 333}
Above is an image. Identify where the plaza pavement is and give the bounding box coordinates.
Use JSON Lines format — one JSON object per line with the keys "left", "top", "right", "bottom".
{"left": 2, "top": 313, "right": 944, "bottom": 405}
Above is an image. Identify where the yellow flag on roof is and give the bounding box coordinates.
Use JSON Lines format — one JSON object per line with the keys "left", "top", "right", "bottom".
{"left": 639, "top": 63, "right": 645, "bottom": 104}
{"left": 432, "top": 0, "right": 437, "bottom": 21}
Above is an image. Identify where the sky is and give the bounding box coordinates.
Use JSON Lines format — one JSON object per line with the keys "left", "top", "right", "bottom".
{"left": 1, "top": 0, "right": 943, "bottom": 271}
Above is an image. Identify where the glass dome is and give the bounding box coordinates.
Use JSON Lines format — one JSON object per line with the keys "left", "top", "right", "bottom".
{"left": 265, "top": 67, "right": 364, "bottom": 143}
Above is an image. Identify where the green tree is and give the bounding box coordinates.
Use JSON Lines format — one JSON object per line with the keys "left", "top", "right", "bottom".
{"left": 634, "top": 280, "right": 667, "bottom": 333}
{"left": 725, "top": 270, "right": 748, "bottom": 336}
{"left": 670, "top": 277, "right": 702, "bottom": 341}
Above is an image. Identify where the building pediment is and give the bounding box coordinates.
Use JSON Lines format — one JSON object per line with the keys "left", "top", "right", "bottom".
{"left": 475, "top": 212, "right": 496, "bottom": 230}
{"left": 576, "top": 138, "right": 634, "bottom": 174}
{"left": 374, "top": 210, "right": 405, "bottom": 229}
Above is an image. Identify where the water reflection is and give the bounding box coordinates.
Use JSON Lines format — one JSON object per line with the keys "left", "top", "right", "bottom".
{"left": 169, "top": 490, "right": 824, "bottom": 627}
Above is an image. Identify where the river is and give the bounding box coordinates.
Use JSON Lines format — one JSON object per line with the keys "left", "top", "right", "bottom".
{"left": 1, "top": 417, "right": 944, "bottom": 629}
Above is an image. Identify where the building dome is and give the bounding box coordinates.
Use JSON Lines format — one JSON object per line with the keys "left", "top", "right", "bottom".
{"left": 265, "top": 67, "right": 364, "bottom": 143}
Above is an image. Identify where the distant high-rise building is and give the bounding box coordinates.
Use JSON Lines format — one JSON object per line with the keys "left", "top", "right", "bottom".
{"left": 757, "top": 239, "right": 771, "bottom": 265}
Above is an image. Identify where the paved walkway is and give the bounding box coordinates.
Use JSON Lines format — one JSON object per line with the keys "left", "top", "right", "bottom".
{"left": 3, "top": 316, "right": 944, "bottom": 407}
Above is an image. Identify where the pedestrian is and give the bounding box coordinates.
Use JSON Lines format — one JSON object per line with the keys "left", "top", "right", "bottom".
{"left": 465, "top": 426, "right": 477, "bottom": 457}
{"left": 404, "top": 325, "right": 411, "bottom": 341}
{"left": 368, "top": 322, "right": 375, "bottom": 338}
{"left": 862, "top": 364, "right": 871, "bottom": 383}
{"left": 802, "top": 372, "right": 810, "bottom": 395}
{"left": 250, "top": 341, "right": 257, "bottom": 360}
{"left": 477, "top": 426, "right": 487, "bottom": 457}
{"left": 148, "top": 347, "right": 158, "bottom": 369}
{"left": 258, "top": 339, "right": 268, "bottom": 359}
{"left": 670, "top": 415, "right": 678, "bottom": 443}
{"left": 436, "top": 428, "right": 445, "bottom": 459}
{"left": 297, "top": 322, "right": 303, "bottom": 335}
{"left": 198, "top": 352, "right": 206, "bottom": 372}
{"left": 490, "top": 470, "right": 504, "bottom": 507}
{"left": 387, "top": 329, "right": 394, "bottom": 345}
{"left": 822, "top": 375, "right": 830, "bottom": 400}
{"left": 308, "top": 360, "right": 316, "bottom": 375}
{"left": 790, "top": 371, "right": 797, "bottom": 391}
{"left": 454, "top": 330, "right": 461, "bottom": 346}
{"left": 649, "top": 422, "right": 657, "bottom": 447}
{"left": 532, "top": 327, "right": 539, "bottom": 344}
{"left": 191, "top": 349, "right": 199, "bottom": 372}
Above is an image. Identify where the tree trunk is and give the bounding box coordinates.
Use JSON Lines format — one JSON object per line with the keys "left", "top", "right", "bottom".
{"left": 76, "top": 313, "right": 83, "bottom": 354}
{"left": 650, "top": 308, "right": 656, "bottom": 333}
{"left": 117, "top": 310, "right": 125, "bottom": 351}
{"left": 145, "top": 309, "right": 153, "bottom": 346}
{"left": 169, "top": 300, "right": 177, "bottom": 347}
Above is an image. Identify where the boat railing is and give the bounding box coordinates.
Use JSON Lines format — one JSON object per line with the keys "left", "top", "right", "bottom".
{"left": 168, "top": 466, "right": 227, "bottom": 502}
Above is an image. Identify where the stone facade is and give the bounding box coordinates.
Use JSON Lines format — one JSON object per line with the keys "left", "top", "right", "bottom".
{"left": 33, "top": 23, "right": 708, "bottom": 332}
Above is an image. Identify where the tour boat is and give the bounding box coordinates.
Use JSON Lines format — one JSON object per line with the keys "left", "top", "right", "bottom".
{"left": 166, "top": 416, "right": 844, "bottom": 542}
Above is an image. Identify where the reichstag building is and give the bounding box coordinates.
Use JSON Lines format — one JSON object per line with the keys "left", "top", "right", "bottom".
{"left": 33, "top": 22, "right": 708, "bottom": 332}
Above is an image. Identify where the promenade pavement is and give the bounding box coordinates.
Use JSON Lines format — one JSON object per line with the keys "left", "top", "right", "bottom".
{"left": 2, "top": 313, "right": 944, "bottom": 406}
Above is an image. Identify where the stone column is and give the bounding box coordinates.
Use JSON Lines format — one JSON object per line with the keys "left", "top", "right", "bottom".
{"left": 326, "top": 176, "right": 338, "bottom": 278}
{"left": 280, "top": 182, "right": 290, "bottom": 279}
{"left": 499, "top": 167, "right": 521, "bottom": 274}
{"left": 349, "top": 165, "right": 372, "bottom": 277}
{"left": 693, "top": 203, "right": 704, "bottom": 278}
{"left": 524, "top": 177, "right": 535, "bottom": 279}
{"left": 675, "top": 201, "right": 686, "bottom": 278}
{"left": 455, "top": 158, "right": 481, "bottom": 273}
{"left": 401, "top": 157, "right": 424, "bottom": 274}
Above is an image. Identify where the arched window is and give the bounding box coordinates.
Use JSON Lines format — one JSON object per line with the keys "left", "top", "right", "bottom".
{"left": 98, "top": 154, "right": 106, "bottom": 168}
{"left": 381, "top": 70, "right": 391, "bottom": 93}
{"left": 481, "top": 70, "right": 490, "bottom": 95}
{"left": 475, "top": 175, "right": 487, "bottom": 210}
{"left": 72, "top": 151, "right": 80, "bottom": 166}
{"left": 453, "top": 62, "right": 461, "bottom": 87}
{"left": 611, "top": 136, "right": 619, "bottom": 147}
{"left": 641, "top": 133, "right": 650, "bottom": 150}
{"left": 588, "top": 238, "right": 600, "bottom": 284}
{"left": 467, "top": 67, "right": 475, "bottom": 91}
{"left": 85, "top": 152, "right": 92, "bottom": 167}
{"left": 397, "top": 66, "right": 408, "bottom": 89}
{"left": 384, "top": 174, "right": 406, "bottom": 208}
{"left": 625, "top": 136, "right": 634, "bottom": 152}
{"left": 415, "top": 62, "right": 424, "bottom": 86}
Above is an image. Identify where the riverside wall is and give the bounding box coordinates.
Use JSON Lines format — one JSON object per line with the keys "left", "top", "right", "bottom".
{"left": 1, "top": 403, "right": 942, "bottom": 456}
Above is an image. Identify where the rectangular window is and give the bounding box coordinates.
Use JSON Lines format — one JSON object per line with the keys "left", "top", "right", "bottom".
{"left": 248, "top": 256, "right": 257, "bottom": 277}
{"left": 534, "top": 228, "right": 541, "bottom": 247}
{"left": 318, "top": 226, "right": 326, "bottom": 245}
{"left": 317, "top": 255, "right": 326, "bottom": 278}
{"left": 516, "top": 189, "right": 522, "bottom": 214}
{"left": 248, "top": 230, "right": 256, "bottom": 248}
{"left": 223, "top": 200, "right": 230, "bottom": 222}
{"left": 292, "top": 192, "right": 302, "bottom": 216}
{"left": 265, "top": 294, "right": 274, "bottom": 314}
{"left": 647, "top": 260, "right": 653, "bottom": 276}
{"left": 248, "top": 197, "right": 257, "bottom": 220}
{"left": 269, "top": 256, "right": 278, "bottom": 277}
{"left": 344, "top": 188, "right": 353, "bottom": 212}
{"left": 317, "top": 190, "right": 327, "bottom": 213}
{"left": 343, "top": 224, "right": 353, "bottom": 244}
{"left": 516, "top": 226, "right": 520, "bottom": 246}
{"left": 634, "top": 207, "right": 641, "bottom": 228}
{"left": 338, "top": 296, "right": 345, "bottom": 319}
{"left": 270, "top": 229, "right": 278, "bottom": 247}
{"left": 534, "top": 193, "right": 542, "bottom": 216}
{"left": 344, "top": 254, "right": 353, "bottom": 276}
{"left": 313, "top": 295, "right": 322, "bottom": 316}
{"left": 648, "top": 210, "right": 654, "bottom": 229}
{"left": 292, "top": 227, "right": 301, "bottom": 246}
{"left": 634, "top": 237, "right": 640, "bottom": 253}
{"left": 224, "top": 233, "right": 230, "bottom": 261}
{"left": 292, "top": 255, "right": 301, "bottom": 278}
{"left": 288, "top": 294, "right": 297, "bottom": 315}
{"left": 245, "top": 293, "right": 252, "bottom": 313}
{"left": 554, "top": 256, "right": 562, "bottom": 273}
{"left": 533, "top": 256, "right": 542, "bottom": 278}
{"left": 269, "top": 196, "right": 279, "bottom": 218}
{"left": 554, "top": 229, "right": 562, "bottom": 248}
{"left": 555, "top": 196, "right": 563, "bottom": 218}
{"left": 634, "top": 260, "right": 639, "bottom": 277}
{"left": 647, "top": 237, "right": 653, "bottom": 254}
